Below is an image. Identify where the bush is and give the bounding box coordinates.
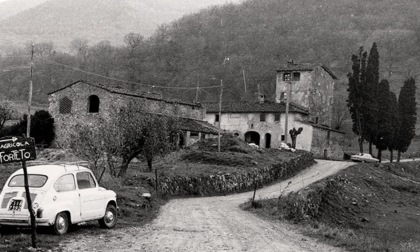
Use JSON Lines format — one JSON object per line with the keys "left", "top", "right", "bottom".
{"left": 1, "top": 110, "right": 55, "bottom": 147}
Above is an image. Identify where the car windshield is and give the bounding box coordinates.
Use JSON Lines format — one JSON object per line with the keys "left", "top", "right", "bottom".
{"left": 8, "top": 175, "right": 48, "bottom": 188}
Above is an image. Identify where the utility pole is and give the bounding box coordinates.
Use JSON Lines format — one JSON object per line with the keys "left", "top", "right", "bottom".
{"left": 27, "top": 44, "right": 34, "bottom": 137}
{"left": 195, "top": 74, "right": 200, "bottom": 103}
{"left": 218, "top": 79, "right": 223, "bottom": 152}
{"left": 284, "top": 81, "right": 292, "bottom": 145}
{"left": 242, "top": 69, "right": 247, "bottom": 93}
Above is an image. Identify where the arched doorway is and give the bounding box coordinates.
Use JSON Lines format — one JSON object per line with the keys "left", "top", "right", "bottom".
{"left": 245, "top": 131, "right": 260, "bottom": 146}
{"left": 265, "top": 133, "right": 271, "bottom": 148}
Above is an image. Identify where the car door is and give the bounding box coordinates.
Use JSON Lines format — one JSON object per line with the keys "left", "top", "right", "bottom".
{"left": 76, "top": 171, "right": 103, "bottom": 220}
{"left": 53, "top": 174, "right": 81, "bottom": 222}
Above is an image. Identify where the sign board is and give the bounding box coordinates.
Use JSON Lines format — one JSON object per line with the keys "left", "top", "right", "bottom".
{"left": 0, "top": 137, "right": 36, "bottom": 164}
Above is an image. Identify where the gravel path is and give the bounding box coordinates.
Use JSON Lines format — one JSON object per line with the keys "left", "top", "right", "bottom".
{"left": 61, "top": 160, "right": 353, "bottom": 252}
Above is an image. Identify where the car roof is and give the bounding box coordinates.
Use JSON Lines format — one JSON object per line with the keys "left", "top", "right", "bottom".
{"left": 11, "top": 164, "right": 90, "bottom": 178}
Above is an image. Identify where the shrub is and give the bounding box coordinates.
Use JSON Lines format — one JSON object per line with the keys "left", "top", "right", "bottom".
{"left": 2, "top": 110, "right": 55, "bottom": 147}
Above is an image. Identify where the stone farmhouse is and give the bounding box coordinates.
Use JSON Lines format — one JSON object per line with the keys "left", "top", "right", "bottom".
{"left": 203, "top": 61, "right": 343, "bottom": 158}
{"left": 48, "top": 80, "right": 219, "bottom": 147}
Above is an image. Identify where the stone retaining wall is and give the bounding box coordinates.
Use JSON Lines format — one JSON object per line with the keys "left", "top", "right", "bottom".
{"left": 157, "top": 151, "right": 314, "bottom": 197}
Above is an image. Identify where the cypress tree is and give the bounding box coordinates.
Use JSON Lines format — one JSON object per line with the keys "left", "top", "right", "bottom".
{"left": 396, "top": 77, "right": 417, "bottom": 161}
{"left": 388, "top": 91, "right": 399, "bottom": 162}
{"left": 364, "top": 42, "right": 380, "bottom": 155}
{"left": 347, "top": 47, "right": 367, "bottom": 152}
{"left": 375, "top": 79, "right": 393, "bottom": 162}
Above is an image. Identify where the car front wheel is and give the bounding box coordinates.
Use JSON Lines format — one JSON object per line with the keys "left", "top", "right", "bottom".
{"left": 53, "top": 212, "right": 69, "bottom": 235}
{"left": 99, "top": 204, "right": 117, "bottom": 228}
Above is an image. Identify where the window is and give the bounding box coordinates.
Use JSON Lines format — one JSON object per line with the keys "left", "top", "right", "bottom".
{"left": 315, "top": 117, "right": 319, "bottom": 124}
{"left": 281, "top": 135, "right": 285, "bottom": 141}
{"left": 215, "top": 114, "right": 220, "bottom": 122}
{"left": 260, "top": 113, "right": 266, "bottom": 122}
{"left": 76, "top": 172, "right": 96, "bottom": 189}
{"left": 280, "top": 92, "right": 287, "bottom": 101}
{"left": 54, "top": 174, "right": 76, "bottom": 192}
{"left": 283, "top": 72, "right": 300, "bottom": 81}
{"left": 9, "top": 175, "right": 47, "bottom": 188}
{"left": 88, "top": 95, "right": 100, "bottom": 113}
{"left": 59, "top": 97, "right": 72, "bottom": 114}
{"left": 274, "top": 114, "right": 281, "bottom": 121}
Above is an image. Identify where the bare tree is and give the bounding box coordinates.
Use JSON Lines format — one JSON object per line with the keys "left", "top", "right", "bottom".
{"left": 124, "top": 33, "right": 144, "bottom": 50}
{"left": 332, "top": 92, "right": 350, "bottom": 131}
{"left": 69, "top": 38, "right": 90, "bottom": 63}
{"left": 0, "top": 101, "right": 16, "bottom": 131}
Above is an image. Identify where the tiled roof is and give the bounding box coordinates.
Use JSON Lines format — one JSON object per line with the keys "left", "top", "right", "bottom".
{"left": 302, "top": 121, "right": 345, "bottom": 134}
{"left": 202, "top": 101, "right": 309, "bottom": 114}
{"left": 137, "top": 112, "right": 220, "bottom": 134}
{"left": 47, "top": 80, "right": 202, "bottom": 108}
{"left": 178, "top": 118, "right": 220, "bottom": 134}
{"left": 276, "top": 62, "right": 337, "bottom": 80}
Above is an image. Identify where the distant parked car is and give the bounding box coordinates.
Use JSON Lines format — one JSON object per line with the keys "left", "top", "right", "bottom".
{"left": 279, "top": 142, "right": 296, "bottom": 153}
{"left": 248, "top": 143, "right": 259, "bottom": 148}
{"left": 350, "top": 153, "right": 379, "bottom": 163}
{"left": 0, "top": 164, "right": 117, "bottom": 235}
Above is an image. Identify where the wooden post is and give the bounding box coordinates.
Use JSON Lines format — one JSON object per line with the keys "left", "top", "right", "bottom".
{"left": 252, "top": 176, "right": 257, "bottom": 203}
{"left": 26, "top": 44, "right": 34, "bottom": 137}
{"left": 22, "top": 160, "right": 37, "bottom": 248}
{"left": 155, "top": 168, "right": 158, "bottom": 197}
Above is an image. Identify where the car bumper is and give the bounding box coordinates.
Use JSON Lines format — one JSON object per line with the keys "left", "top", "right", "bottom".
{"left": 0, "top": 215, "right": 51, "bottom": 226}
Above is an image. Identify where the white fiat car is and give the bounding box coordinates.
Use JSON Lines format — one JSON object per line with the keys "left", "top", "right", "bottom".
{"left": 0, "top": 164, "right": 117, "bottom": 235}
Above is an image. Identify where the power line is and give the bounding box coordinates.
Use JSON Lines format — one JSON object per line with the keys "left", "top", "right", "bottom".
{"left": 41, "top": 57, "right": 221, "bottom": 91}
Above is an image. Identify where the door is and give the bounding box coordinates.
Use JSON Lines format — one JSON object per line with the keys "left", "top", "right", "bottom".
{"left": 265, "top": 133, "right": 271, "bottom": 148}
{"left": 54, "top": 174, "right": 81, "bottom": 222}
{"left": 76, "top": 172, "right": 103, "bottom": 220}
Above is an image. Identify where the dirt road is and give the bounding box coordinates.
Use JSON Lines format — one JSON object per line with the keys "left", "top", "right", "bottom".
{"left": 62, "top": 160, "right": 353, "bottom": 252}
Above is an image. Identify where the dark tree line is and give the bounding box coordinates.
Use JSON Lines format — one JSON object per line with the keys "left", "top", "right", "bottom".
{"left": 347, "top": 43, "right": 417, "bottom": 162}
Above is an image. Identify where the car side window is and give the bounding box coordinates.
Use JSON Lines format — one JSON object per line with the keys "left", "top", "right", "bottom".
{"left": 54, "top": 174, "right": 76, "bottom": 192}
{"left": 76, "top": 172, "right": 97, "bottom": 189}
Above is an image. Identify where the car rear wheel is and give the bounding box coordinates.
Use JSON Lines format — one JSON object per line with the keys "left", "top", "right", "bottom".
{"left": 99, "top": 204, "right": 117, "bottom": 228}
{"left": 53, "top": 212, "right": 69, "bottom": 235}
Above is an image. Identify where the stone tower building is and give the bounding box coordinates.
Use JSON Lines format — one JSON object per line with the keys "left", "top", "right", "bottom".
{"left": 276, "top": 61, "right": 337, "bottom": 127}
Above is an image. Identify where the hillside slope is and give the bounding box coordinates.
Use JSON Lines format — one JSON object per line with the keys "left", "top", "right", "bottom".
{"left": 0, "top": 0, "right": 47, "bottom": 20}
{"left": 249, "top": 162, "right": 420, "bottom": 251}
{"left": 0, "top": 0, "right": 241, "bottom": 49}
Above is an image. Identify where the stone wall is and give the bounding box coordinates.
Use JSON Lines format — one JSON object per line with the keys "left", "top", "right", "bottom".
{"left": 311, "top": 127, "right": 344, "bottom": 160}
{"left": 49, "top": 81, "right": 206, "bottom": 147}
{"left": 157, "top": 151, "right": 314, "bottom": 197}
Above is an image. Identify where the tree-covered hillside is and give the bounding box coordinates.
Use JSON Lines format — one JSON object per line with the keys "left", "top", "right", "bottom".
{"left": 1, "top": 0, "right": 419, "bottom": 105}
{"left": 153, "top": 0, "right": 420, "bottom": 98}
